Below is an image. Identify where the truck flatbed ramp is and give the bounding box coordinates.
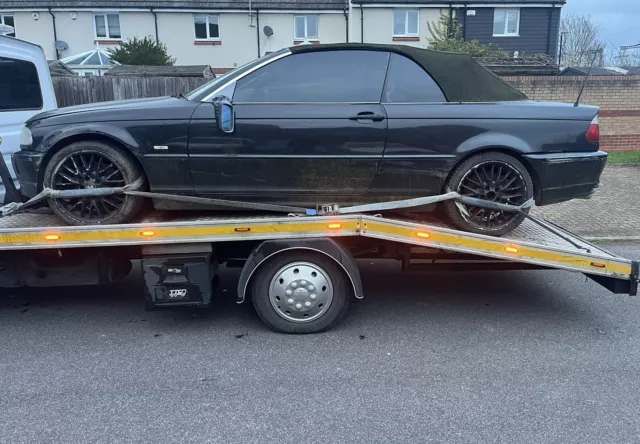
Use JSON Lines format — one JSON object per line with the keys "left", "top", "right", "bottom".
{"left": 0, "top": 210, "right": 635, "bottom": 288}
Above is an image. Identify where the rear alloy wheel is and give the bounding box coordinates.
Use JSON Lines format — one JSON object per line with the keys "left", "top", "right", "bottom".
{"left": 443, "top": 152, "right": 534, "bottom": 236}
{"left": 251, "top": 251, "right": 351, "bottom": 334}
{"left": 43, "top": 141, "right": 146, "bottom": 225}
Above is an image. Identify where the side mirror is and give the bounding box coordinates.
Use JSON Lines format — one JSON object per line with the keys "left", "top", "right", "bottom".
{"left": 213, "top": 96, "right": 235, "bottom": 134}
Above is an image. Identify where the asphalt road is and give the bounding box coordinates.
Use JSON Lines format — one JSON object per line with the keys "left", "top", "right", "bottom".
{"left": 1, "top": 243, "right": 639, "bottom": 444}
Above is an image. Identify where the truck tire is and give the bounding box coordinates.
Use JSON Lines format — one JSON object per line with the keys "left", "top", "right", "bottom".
{"left": 443, "top": 151, "right": 534, "bottom": 236}
{"left": 43, "top": 141, "right": 146, "bottom": 225}
{"left": 251, "top": 251, "right": 351, "bottom": 334}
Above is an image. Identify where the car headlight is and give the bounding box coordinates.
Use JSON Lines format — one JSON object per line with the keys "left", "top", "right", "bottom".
{"left": 20, "top": 126, "right": 33, "bottom": 147}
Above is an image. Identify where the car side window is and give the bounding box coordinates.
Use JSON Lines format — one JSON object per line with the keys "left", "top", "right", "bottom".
{"left": 233, "top": 50, "right": 390, "bottom": 103}
{"left": 0, "top": 56, "right": 43, "bottom": 111}
{"left": 383, "top": 53, "right": 446, "bottom": 103}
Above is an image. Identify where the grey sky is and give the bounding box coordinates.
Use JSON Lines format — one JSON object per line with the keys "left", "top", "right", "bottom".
{"left": 566, "top": 0, "right": 640, "bottom": 49}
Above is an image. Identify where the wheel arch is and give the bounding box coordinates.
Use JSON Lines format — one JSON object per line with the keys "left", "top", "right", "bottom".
{"left": 443, "top": 146, "right": 542, "bottom": 203}
{"left": 37, "top": 131, "right": 147, "bottom": 192}
{"left": 237, "top": 238, "right": 363, "bottom": 304}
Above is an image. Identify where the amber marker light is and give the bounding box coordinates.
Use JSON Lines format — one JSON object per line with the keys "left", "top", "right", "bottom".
{"left": 44, "top": 233, "right": 61, "bottom": 241}
{"left": 504, "top": 246, "right": 520, "bottom": 254}
{"left": 327, "top": 223, "right": 342, "bottom": 229}
{"left": 140, "top": 230, "right": 156, "bottom": 237}
{"left": 416, "top": 232, "right": 431, "bottom": 239}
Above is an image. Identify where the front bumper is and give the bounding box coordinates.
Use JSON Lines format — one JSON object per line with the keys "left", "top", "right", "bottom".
{"left": 11, "top": 150, "right": 45, "bottom": 199}
{"left": 524, "top": 151, "right": 608, "bottom": 206}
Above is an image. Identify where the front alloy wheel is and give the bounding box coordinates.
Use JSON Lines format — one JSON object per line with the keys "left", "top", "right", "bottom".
{"left": 52, "top": 151, "right": 127, "bottom": 222}
{"left": 43, "top": 141, "right": 146, "bottom": 226}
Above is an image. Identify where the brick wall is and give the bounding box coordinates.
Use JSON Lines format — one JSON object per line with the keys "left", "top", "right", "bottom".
{"left": 502, "top": 76, "right": 640, "bottom": 152}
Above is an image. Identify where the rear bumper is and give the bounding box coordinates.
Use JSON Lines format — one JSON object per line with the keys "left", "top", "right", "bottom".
{"left": 524, "top": 151, "right": 607, "bottom": 206}
{"left": 11, "top": 150, "right": 44, "bottom": 199}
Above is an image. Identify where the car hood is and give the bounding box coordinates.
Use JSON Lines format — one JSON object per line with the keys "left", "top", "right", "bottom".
{"left": 27, "top": 96, "right": 200, "bottom": 126}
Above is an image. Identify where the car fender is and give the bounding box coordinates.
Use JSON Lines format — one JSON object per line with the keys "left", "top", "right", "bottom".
{"left": 40, "top": 123, "right": 142, "bottom": 159}
{"left": 237, "top": 238, "right": 363, "bottom": 304}
{"left": 455, "top": 131, "right": 535, "bottom": 156}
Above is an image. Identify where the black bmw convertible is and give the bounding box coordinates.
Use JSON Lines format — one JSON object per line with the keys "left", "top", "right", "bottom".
{"left": 13, "top": 44, "right": 607, "bottom": 236}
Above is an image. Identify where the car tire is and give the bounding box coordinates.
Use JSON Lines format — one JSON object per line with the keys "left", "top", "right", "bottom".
{"left": 251, "top": 251, "right": 351, "bottom": 334}
{"left": 443, "top": 151, "right": 534, "bottom": 236}
{"left": 43, "top": 141, "right": 146, "bottom": 225}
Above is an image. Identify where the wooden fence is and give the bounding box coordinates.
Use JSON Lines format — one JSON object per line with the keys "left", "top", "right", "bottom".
{"left": 52, "top": 76, "right": 210, "bottom": 107}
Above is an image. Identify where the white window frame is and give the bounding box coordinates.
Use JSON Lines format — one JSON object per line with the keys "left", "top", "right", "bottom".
{"left": 293, "top": 15, "right": 319, "bottom": 41}
{"left": 393, "top": 9, "right": 419, "bottom": 37}
{"left": 493, "top": 8, "right": 520, "bottom": 37}
{"left": 1, "top": 14, "right": 15, "bottom": 37}
{"left": 92, "top": 13, "right": 121, "bottom": 41}
{"left": 194, "top": 14, "right": 221, "bottom": 41}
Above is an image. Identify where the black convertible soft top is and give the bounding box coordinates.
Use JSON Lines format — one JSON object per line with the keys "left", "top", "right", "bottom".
{"left": 289, "top": 43, "right": 528, "bottom": 103}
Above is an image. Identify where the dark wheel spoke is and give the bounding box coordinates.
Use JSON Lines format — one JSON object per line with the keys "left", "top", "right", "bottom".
{"left": 104, "top": 169, "right": 121, "bottom": 181}
{"left": 57, "top": 172, "right": 80, "bottom": 185}
{"left": 460, "top": 183, "right": 481, "bottom": 194}
{"left": 61, "top": 164, "right": 77, "bottom": 176}
{"left": 79, "top": 154, "right": 89, "bottom": 171}
{"left": 102, "top": 197, "right": 120, "bottom": 209}
{"left": 70, "top": 157, "right": 81, "bottom": 175}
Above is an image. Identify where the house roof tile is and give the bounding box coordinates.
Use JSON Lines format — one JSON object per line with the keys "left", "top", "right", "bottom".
{"left": 1, "top": 0, "right": 348, "bottom": 10}
{"left": 352, "top": 0, "right": 564, "bottom": 4}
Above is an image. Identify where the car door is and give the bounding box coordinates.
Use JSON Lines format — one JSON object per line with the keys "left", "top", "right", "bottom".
{"left": 187, "top": 49, "right": 390, "bottom": 205}
{"left": 368, "top": 52, "right": 453, "bottom": 198}
{"left": 0, "top": 46, "right": 56, "bottom": 203}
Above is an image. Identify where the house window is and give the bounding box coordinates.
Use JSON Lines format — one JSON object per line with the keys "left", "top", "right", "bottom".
{"left": 493, "top": 9, "right": 520, "bottom": 36}
{"left": 194, "top": 15, "right": 220, "bottom": 40}
{"left": 93, "top": 13, "right": 121, "bottom": 40}
{"left": 393, "top": 10, "right": 419, "bottom": 37}
{"left": 1, "top": 14, "right": 15, "bottom": 37}
{"left": 294, "top": 16, "right": 318, "bottom": 40}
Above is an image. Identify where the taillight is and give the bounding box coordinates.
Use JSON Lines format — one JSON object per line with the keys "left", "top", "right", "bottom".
{"left": 586, "top": 116, "right": 600, "bottom": 143}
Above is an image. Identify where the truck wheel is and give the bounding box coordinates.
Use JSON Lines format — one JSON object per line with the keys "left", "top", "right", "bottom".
{"left": 43, "top": 141, "right": 146, "bottom": 225}
{"left": 251, "top": 251, "right": 351, "bottom": 334}
{"left": 443, "top": 152, "right": 534, "bottom": 236}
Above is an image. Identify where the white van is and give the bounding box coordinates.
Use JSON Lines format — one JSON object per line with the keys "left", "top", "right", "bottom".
{"left": 0, "top": 32, "right": 57, "bottom": 203}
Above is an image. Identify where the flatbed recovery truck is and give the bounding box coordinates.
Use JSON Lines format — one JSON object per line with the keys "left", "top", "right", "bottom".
{"left": 0, "top": 197, "right": 636, "bottom": 333}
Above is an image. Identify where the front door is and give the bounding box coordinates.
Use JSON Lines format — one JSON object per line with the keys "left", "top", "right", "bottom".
{"left": 188, "top": 49, "right": 390, "bottom": 206}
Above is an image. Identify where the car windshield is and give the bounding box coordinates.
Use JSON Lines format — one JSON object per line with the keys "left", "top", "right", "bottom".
{"left": 185, "top": 48, "right": 290, "bottom": 101}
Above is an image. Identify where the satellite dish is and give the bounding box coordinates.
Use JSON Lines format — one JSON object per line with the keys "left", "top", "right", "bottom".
{"left": 55, "top": 40, "right": 69, "bottom": 52}
{"left": 263, "top": 26, "right": 274, "bottom": 37}
{"left": 0, "top": 24, "right": 14, "bottom": 36}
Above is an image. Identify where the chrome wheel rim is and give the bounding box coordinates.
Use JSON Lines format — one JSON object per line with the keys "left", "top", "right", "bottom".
{"left": 268, "top": 261, "right": 334, "bottom": 323}
{"left": 52, "top": 151, "right": 126, "bottom": 222}
{"left": 456, "top": 160, "right": 527, "bottom": 230}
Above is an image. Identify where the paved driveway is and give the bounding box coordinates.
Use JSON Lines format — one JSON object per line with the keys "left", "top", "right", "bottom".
{"left": 1, "top": 244, "right": 639, "bottom": 444}
{"left": 533, "top": 165, "right": 640, "bottom": 239}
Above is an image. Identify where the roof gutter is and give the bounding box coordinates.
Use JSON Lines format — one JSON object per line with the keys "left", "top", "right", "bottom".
{"left": 48, "top": 8, "right": 58, "bottom": 60}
